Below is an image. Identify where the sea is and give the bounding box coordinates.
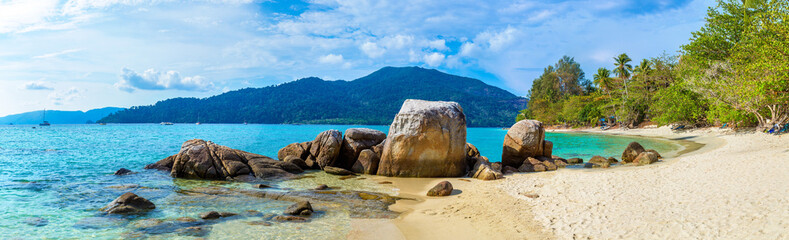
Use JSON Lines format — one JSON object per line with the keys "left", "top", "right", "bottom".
{"left": 0, "top": 124, "right": 681, "bottom": 239}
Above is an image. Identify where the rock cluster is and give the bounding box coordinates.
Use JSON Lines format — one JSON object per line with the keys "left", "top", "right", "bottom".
{"left": 501, "top": 120, "right": 561, "bottom": 173}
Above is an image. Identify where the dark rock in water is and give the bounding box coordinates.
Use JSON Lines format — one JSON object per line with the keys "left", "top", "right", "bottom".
{"left": 324, "top": 166, "right": 354, "bottom": 176}
{"left": 566, "top": 158, "right": 583, "bottom": 164}
{"left": 23, "top": 217, "right": 48, "bottom": 227}
{"left": 635, "top": 152, "right": 659, "bottom": 166}
{"left": 254, "top": 184, "right": 271, "bottom": 189}
{"left": 114, "top": 168, "right": 133, "bottom": 175}
{"left": 100, "top": 192, "right": 155, "bottom": 214}
{"left": 131, "top": 218, "right": 163, "bottom": 228}
{"left": 145, "top": 155, "right": 175, "bottom": 171}
{"left": 219, "top": 212, "right": 237, "bottom": 217}
{"left": 176, "top": 217, "right": 198, "bottom": 222}
{"left": 200, "top": 211, "right": 221, "bottom": 220}
{"left": 315, "top": 184, "right": 329, "bottom": 190}
{"left": 148, "top": 139, "right": 301, "bottom": 180}
{"left": 503, "top": 166, "right": 519, "bottom": 174}
{"left": 646, "top": 149, "right": 663, "bottom": 159}
{"left": 133, "top": 219, "right": 207, "bottom": 236}
{"left": 622, "top": 142, "right": 646, "bottom": 163}
{"left": 284, "top": 156, "right": 310, "bottom": 170}
{"left": 285, "top": 201, "right": 314, "bottom": 216}
{"left": 337, "top": 128, "right": 386, "bottom": 170}
{"left": 427, "top": 181, "right": 453, "bottom": 196}
{"left": 351, "top": 149, "right": 380, "bottom": 174}
{"left": 584, "top": 162, "right": 604, "bottom": 168}
{"left": 377, "top": 100, "right": 467, "bottom": 177}
{"left": 74, "top": 217, "right": 127, "bottom": 229}
{"left": 272, "top": 215, "right": 309, "bottom": 222}
{"left": 106, "top": 184, "right": 140, "bottom": 190}
{"left": 308, "top": 130, "right": 343, "bottom": 169}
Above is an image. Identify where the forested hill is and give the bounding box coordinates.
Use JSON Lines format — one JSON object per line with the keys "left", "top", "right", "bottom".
{"left": 0, "top": 107, "right": 125, "bottom": 124}
{"left": 100, "top": 67, "right": 527, "bottom": 127}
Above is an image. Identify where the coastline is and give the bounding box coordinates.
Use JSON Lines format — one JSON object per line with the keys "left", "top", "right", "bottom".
{"left": 357, "top": 126, "right": 789, "bottom": 239}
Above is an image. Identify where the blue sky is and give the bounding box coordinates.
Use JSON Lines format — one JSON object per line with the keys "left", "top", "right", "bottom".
{"left": 0, "top": 0, "right": 714, "bottom": 116}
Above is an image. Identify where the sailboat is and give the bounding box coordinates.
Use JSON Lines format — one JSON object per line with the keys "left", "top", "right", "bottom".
{"left": 196, "top": 114, "right": 201, "bottom": 125}
{"left": 39, "top": 109, "right": 51, "bottom": 126}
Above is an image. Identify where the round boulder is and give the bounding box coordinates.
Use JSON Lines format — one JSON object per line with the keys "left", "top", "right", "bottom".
{"left": 426, "top": 181, "right": 454, "bottom": 196}
{"left": 308, "top": 130, "right": 343, "bottom": 169}
{"left": 622, "top": 142, "right": 646, "bottom": 163}
{"left": 377, "top": 100, "right": 467, "bottom": 177}
{"left": 502, "top": 120, "right": 547, "bottom": 168}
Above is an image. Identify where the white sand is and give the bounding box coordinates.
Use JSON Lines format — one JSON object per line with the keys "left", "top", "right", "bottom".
{"left": 356, "top": 127, "right": 789, "bottom": 239}
{"left": 500, "top": 127, "right": 789, "bottom": 239}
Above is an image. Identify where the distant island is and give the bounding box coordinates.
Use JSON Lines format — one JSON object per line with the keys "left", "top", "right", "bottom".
{"left": 0, "top": 107, "right": 125, "bottom": 125}
{"left": 99, "top": 66, "right": 527, "bottom": 127}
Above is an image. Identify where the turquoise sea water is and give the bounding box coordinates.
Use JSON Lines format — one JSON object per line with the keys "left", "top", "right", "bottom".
{"left": 0, "top": 124, "right": 679, "bottom": 239}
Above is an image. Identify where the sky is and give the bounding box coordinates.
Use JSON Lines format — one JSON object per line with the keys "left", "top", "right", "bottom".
{"left": 0, "top": 0, "right": 715, "bottom": 117}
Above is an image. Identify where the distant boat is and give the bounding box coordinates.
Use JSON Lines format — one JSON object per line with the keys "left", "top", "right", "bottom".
{"left": 196, "top": 115, "right": 201, "bottom": 125}
{"left": 39, "top": 109, "right": 50, "bottom": 126}
{"left": 98, "top": 123, "right": 107, "bottom": 125}
{"left": 160, "top": 122, "right": 173, "bottom": 125}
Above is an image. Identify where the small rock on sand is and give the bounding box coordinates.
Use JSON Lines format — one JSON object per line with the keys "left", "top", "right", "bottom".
{"left": 427, "top": 181, "right": 453, "bottom": 197}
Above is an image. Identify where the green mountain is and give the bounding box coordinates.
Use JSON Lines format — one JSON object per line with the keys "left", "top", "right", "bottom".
{"left": 100, "top": 67, "right": 527, "bottom": 127}
{"left": 0, "top": 107, "right": 125, "bottom": 125}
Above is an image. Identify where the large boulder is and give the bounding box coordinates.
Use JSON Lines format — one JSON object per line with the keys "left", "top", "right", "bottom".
{"left": 147, "top": 139, "right": 300, "bottom": 180}
{"left": 622, "top": 142, "right": 646, "bottom": 163}
{"left": 502, "top": 120, "right": 552, "bottom": 168}
{"left": 377, "top": 100, "right": 468, "bottom": 177}
{"left": 308, "top": 130, "right": 343, "bottom": 169}
{"left": 635, "top": 152, "right": 659, "bottom": 166}
{"left": 351, "top": 149, "right": 380, "bottom": 174}
{"left": 336, "top": 128, "right": 386, "bottom": 170}
{"left": 100, "top": 192, "right": 155, "bottom": 214}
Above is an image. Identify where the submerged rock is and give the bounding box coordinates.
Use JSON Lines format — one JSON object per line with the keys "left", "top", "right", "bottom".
{"left": 426, "top": 181, "right": 453, "bottom": 196}
{"left": 100, "top": 192, "right": 155, "bottom": 214}
{"left": 199, "top": 211, "right": 221, "bottom": 220}
{"left": 377, "top": 100, "right": 468, "bottom": 177}
{"left": 23, "top": 217, "right": 48, "bottom": 227}
{"left": 114, "top": 168, "right": 133, "bottom": 175}
{"left": 284, "top": 201, "right": 313, "bottom": 216}
{"left": 272, "top": 215, "right": 309, "bottom": 222}
{"left": 622, "top": 142, "right": 646, "bottom": 163}
{"left": 73, "top": 217, "right": 127, "bottom": 229}
{"left": 502, "top": 120, "right": 552, "bottom": 168}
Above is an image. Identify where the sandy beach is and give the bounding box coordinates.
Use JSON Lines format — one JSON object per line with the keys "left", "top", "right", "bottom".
{"left": 356, "top": 126, "right": 789, "bottom": 239}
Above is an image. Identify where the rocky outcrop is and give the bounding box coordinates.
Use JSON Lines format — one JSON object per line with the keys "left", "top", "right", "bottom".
{"left": 285, "top": 201, "right": 314, "bottom": 216}
{"left": 468, "top": 157, "right": 503, "bottom": 180}
{"left": 377, "top": 100, "right": 468, "bottom": 177}
{"left": 115, "top": 168, "right": 133, "bottom": 175}
{"left": 635, "top": 152, "right": 659, "bottom": 165}
{"left": 100, "top": 192, "right": 155, "bottom": 214}
{"left": 427, "top": 181, "right": 453, "bottom": 196}
{"left": 588, "top": 155, "right": 612, "bottom": 168}
{"left": 351, "top": 149, "right": 380, "bottom": 174}
{"left": 336, "top": 128, "right": 386, "bottom": 169}
{"left": 145, "top": 139, "right": 301, "bottom": 180}
{"left": 622, "top": 142, "right": 646, "bottom": 163}
{"left": 502, "top": 120, "right": 552, "bottom": 168}
{"left": 308, "top": 130, "right": 343, "bottom": 169}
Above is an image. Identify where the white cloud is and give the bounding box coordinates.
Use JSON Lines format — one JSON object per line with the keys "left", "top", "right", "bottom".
{"left": 428, "top": 39, "right": 447, "bottom": 50}
{"left": 48, "top": 87, "right": 81, "bottom": 105}
{"left": 23, "top": 81, "right": 54, "bottom": 90}
{"left": 319, "top": 54, "right": 344, "bottom": 64}
{"left": 424, "top": 52, "right": 445, "bottom": 67}
{"left": 115, "top": 68, "right": 214, "bottom": 92}
{"left": 32, "top": 48, "right": 84, "bottom": 59}
{"left": 360, "top": 42, "right": 385, "bottom": 58}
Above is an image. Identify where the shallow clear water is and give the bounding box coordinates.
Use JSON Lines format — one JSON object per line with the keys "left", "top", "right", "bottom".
{"left": 0, "top": 124, "right": 679, "bottom": 239}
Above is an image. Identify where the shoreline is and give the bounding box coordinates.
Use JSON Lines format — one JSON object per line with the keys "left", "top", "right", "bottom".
{"left": 355, "top": 126, "right": 788, "bottom": 239}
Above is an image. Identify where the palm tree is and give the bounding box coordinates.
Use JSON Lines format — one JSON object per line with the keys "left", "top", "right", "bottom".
{"left": 593, "top": 68, "right": 613, "bottom": 92}
{"left": 613, "top": 53, "right": 633, "bottom": 127}
{"left": 633, "top": 59, "right": 652, "bottom": 77}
